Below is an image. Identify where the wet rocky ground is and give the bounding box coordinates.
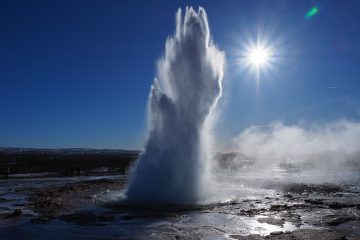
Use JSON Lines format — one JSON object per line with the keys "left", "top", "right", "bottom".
{"left": 0, "top": 171, "right": 359, "bottom": 240}
{"left": 224, "top": 182, "right": 360, "bottom": 240}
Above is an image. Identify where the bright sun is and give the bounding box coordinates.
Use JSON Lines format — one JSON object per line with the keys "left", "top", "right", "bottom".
{"left": 247, "top": 46, "right": 271, "bottom": 67}
{"left": 240, "top": 42, "right": 276, "bottom": 94}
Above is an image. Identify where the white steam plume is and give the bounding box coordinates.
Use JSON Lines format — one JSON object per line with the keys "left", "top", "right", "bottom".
{"left": 125, "top": 7, "right": 225, "bottom": 204}
{"left": 230, "top": 120, "right": 360, "bottom": 170}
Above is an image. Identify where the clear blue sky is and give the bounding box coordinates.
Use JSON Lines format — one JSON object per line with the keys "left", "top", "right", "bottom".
{"left": 1, "top": 0, "right": 359, "bottom": 149}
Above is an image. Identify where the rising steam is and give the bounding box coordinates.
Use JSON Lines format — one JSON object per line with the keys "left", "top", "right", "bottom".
{"left": 125, "top": 7, "right": 225, "bottom": 204}
{"left": 229, "top": 120, "right": 360, "bottom": 170}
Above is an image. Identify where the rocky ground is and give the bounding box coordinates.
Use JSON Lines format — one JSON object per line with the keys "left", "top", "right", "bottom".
{"left": 224, "top": 182, "right": 360, "bottom": 240}
{"left": 0, "top": 176, "right": 359, "bottom": 240}
{"left": 29, "top": 178, "right": 126, "bottom": 222}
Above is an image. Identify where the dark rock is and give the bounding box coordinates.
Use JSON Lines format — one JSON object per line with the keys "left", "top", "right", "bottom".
{"left": 328, "top": 202, "right": 356, "bottom": 209}
{"left": 230, "top": 229, "right": 346, "bottom": 240}
{"left": 269, "top": 231, "right": 283, "bottom": 235}
{"left": 97, "top": 215, "right": 114, "bottom": 222}
{"left": 324, "top": 215, "right": 356, "bottom": 226}
{"left": 59, "top": 213, "right": 114, "bottom": 225}
{"left": 228, "top": 234, "right": 263, "bottom": 240}
{"left": 283, "top": 183, "right": 343, "bottom": 194}
{"left": 13, "top": 203, "right": 25, "bottom": 207}
{"left": 2, "top": 209, "right": 22, "bottom": 219}
{"left": 30, "top": 217, "right": 50, "bottom": 224}
{"left": 269, "top": 204, "right": 307, "bottom": 212}
{"left": 345, "top": 233, "right": 360, "bottom": 240}
{"left": 237, "top": 208, "right": 261, "bottom": 217}
{"left": 304, "top": 199, "right": 324, "bottom": 205}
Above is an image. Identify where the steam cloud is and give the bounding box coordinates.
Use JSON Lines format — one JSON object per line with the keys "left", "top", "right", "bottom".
{"left": 125, "top": 7, "right": 225, "bottom": 204}
{"left": 229, "top": 120, "right": 360, "bottom": 170}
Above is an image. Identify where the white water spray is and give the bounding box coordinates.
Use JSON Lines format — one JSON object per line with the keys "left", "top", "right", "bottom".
{"left": 125, "top": 7, "right": 225, "bottom": 204}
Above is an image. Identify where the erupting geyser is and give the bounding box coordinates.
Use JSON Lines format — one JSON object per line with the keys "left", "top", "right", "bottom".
{"left": 125, "top": 7, "right": 225, "bottom": 204}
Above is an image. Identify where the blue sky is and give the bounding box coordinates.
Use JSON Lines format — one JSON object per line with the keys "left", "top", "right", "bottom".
{"left": 1, "top": 0, "right": 359, "bottom": 149}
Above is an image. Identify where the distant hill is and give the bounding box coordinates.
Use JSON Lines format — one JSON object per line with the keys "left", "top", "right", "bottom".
{"left": 0, "top": 148, "right": 141, "bottom": 178}
{"left": 0, "top": 147, "right": 141, "bottom": 155}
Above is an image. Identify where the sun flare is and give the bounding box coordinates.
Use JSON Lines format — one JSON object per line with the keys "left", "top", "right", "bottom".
{"left": 246, "top": 46, "right": 271, "bottom": 67}
{"left": 238, "top": 40, "right": 277, "bottom": 96}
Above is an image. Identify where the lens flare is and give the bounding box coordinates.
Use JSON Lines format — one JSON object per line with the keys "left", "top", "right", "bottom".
{"left": 305, "top": 6, "right": 318, "bottom": 19}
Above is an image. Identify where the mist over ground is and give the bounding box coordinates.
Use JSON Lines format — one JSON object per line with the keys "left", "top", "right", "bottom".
{"left": 220, "top": 120, "right": 360, "bottom": 175}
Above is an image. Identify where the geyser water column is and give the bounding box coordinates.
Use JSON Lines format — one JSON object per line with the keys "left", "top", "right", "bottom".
{"left": 125, "top": 7, "right": 225, "bottom": 204}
